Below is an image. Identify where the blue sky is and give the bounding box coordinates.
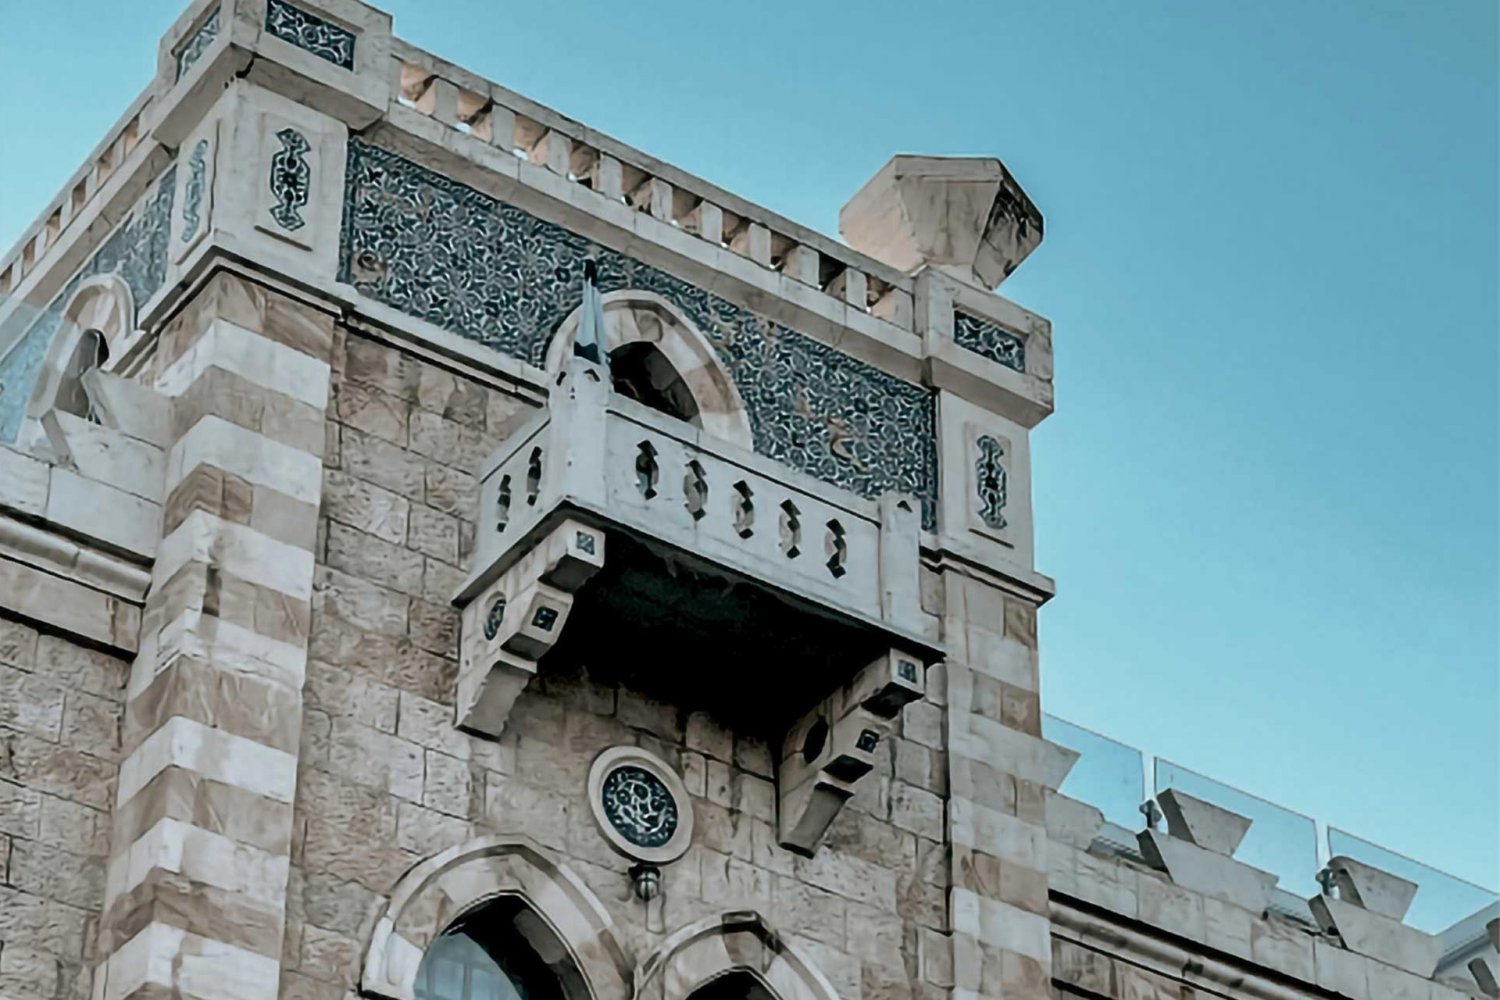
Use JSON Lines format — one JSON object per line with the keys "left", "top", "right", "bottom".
{"left": 2, "top": 1, "right": 1495, "bottom": 892}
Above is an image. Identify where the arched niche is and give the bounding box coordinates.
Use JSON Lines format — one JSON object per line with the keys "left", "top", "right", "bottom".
{"left": 361, "top": 836, "right": 632, "bottom": 1000}
{"left": 545, "top": 291, "right": 754, "bottom": 450}
{"left": 635, "top": 913, "right": 840, "bottom": 1000}
{"left": 25, "top": 274, "right": 134, "bottom": 423}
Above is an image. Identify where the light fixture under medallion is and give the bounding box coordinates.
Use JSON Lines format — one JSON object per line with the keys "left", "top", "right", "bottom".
{"left": 587, "top": 746, "right": 693, "bottom": 900}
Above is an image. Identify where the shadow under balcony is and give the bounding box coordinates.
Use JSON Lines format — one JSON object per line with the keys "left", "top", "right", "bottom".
{"left": 453, "top": 362, "right": 942, "bottom": 737}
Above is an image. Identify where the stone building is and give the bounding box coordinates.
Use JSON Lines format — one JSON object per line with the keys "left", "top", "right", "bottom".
{"left": 0, "top": 2, "right": 1493, "bottom": 999}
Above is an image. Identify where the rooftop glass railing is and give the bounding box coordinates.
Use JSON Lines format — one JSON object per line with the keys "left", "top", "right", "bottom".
{"left": 1044, "top": 713, "right": 1498, "bottom": 936}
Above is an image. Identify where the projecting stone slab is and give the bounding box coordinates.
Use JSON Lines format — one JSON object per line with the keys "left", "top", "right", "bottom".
{"left": 1309, "top": 894, "right": 1441, "bottom": 978}
{"left": 1046, "top": 792, "right": 1105, "bottom": 850}
{"left": 1139, "top": 829, "right": 1278, "bottom": 913}
{"left": 1157, "top": 788, "right": 1252, "bottom": 856}
{"left": 839, "top": 155, "right": 1043, "bottom": 289}
{"left": 1325, "top": 855, "right": 1419, "bottom": 921}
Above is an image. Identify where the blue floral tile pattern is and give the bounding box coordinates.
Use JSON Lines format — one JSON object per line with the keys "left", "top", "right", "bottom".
{"left": 264, "top": 0, "right": 355, "bottom": 70}
{"left": 268, "top": 128, "right": 312, "bottom": 231}
{"left": 974, "top": 434, "right": 1008, "bottom": 530}
{"left": 954, "top": 310, "right": 1025, "bottom": 373}
{"left": 0, "top": 168, "right": 176, "bottom": 442}
{"left": 181, "top": 139, "right": 209, "bottom": 242}
{"left": 601, "top": 765, "right": 678, "bottom": 849}
{"left": 175, "top": 6, "right": 220, "bottom": 80}
{"left": 339, "top": 139, "right": 938, "bottom": 527}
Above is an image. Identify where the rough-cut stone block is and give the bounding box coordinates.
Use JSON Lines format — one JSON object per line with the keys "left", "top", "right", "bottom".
{"left": 1325, "top": 854, "right": 1420, "bottom": 921}
{"left": 1157, "top": 788, "right": 1252, "bottom": 856}
{"left": 1310, "top": 894, "right": 1441, "bottom": 977}
{"left": 1138, "top": 829, "right": 1277, "bottom": 913}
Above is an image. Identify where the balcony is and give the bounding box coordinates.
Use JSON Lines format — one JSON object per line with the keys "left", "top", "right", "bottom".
{"left": 454, "top": 361, "right": 942, "bottom": 853}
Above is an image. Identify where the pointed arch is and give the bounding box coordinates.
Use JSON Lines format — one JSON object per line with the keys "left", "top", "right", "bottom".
{"left": 546, "top": 291, "right": 754, "bottom": 450}
{"left": 635, "top": 913, "right": 840, "bottom": 1000}
{"left": 361, "top": 835, "right": 631, "bottom": 1000}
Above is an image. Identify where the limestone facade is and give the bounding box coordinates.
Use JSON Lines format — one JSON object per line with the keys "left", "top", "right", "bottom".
{"left": 0, "top": 3, "right": 1490, "bottom": 1000}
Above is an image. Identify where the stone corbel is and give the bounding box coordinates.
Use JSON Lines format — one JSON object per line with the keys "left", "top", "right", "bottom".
{"left": 777, "top": 650, "right": 927, "bottom": 855}
{"left": 1308, "top": 855, "right": 1441, "bottom": 977}
{"left": 456, "top": 519, "right": 604, "bottom": 737}
{"left": 1137, "top": 789, "right": 1277, "bottom": 913}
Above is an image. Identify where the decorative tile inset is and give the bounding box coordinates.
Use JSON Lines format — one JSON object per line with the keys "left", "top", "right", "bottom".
{"left": 0, "top": 168, "right": 176, "bottom": 442}
{"left": 954, "top": 310, "right": 1025, "bottom": 373}
{"left": 601, "top": 765, "right": 679, "bottom": 849}
{"left": 264, "top": 0, "right": 355, "bottom": 70}
{"left": 268, "top": 128, "right": 311, "bottom": 231}
{"left": 339, "top": 140, "right": 938, "bottom": 526}
{"left": 175, "top": 7, "right": 220, "bottom": 80}
{"left": 974, "top": 434, "right": 1009, "bottom": 531}
{"left": 181, "top": 139, "right": 209, "bottom": 242}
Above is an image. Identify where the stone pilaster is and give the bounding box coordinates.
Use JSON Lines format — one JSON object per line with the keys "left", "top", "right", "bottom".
{"left": 941, "top": 572, "right": 1065, "bottom": 1000}
{"left": 94, "top": 271, "right": 334, "bottom": 1000}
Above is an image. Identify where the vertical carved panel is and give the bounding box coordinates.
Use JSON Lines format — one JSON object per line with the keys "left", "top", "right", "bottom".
{"left": 974, "top": 434, "right": 1009, "bottom": 531}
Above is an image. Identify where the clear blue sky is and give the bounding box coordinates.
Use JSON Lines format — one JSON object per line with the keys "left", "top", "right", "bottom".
{"left": 2, "top": 2, "right": 1495, "bottom": 891}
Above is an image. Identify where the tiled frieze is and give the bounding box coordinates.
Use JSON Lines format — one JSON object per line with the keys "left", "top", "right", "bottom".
{"left": 174, "top": 5, "right": 219, "bottom": 79}
{"left": 0, "top": 168, "right": 176, "bottom": 442}
{"left": 339, "top": 140, "right": 939, "bottom": 527}
{"left": 264, "top": 0, "right": 357, "bottom": 70}
{"left": 953, "top": 310, "right": 1025, "bottom": 373}
{"left": 93, "top": 271, "right": 335, "bottom": 1000}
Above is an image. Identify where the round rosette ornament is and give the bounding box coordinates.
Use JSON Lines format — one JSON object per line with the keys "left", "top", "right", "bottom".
{"left": 587, "top": 746, "right": 693, "bottom": 866}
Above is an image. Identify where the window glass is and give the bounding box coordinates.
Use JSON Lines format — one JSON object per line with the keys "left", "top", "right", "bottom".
{"left": 414, "top": 898, "right": 573, "bottom": 1000}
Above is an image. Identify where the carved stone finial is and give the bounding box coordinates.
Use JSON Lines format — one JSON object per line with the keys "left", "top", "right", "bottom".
{"left": 839, "top": 155, "right": 1043, "bottom": 290}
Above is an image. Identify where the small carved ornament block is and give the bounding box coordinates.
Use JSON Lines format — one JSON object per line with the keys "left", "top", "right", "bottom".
{"left": 456, "top": 519, "right": 603, "bottom": 737}
{"left": 776, "top": 650, "right": 930, "bottom": 855}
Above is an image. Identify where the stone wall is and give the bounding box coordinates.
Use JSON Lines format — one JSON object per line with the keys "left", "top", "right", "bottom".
{"left": 0, "top": 620, "right": 128, "bottom": 999}
{"left": 282, "top": 330, "right": 955, "bottom": 1000}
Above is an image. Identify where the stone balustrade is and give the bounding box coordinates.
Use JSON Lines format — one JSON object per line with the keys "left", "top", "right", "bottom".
{"left": 459, "top": 361, "right": 935, "bottom": 652}
{"left": 388, "top": 41, "right": 918, "bottom": 331}
{"left": 0, "top": 93, "right": 155, "bottom": 301}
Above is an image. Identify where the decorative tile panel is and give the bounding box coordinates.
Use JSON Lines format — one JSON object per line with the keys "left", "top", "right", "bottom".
{"left": 0, "top": 168, "right": 176, "bottom": 442}
{"left": 265, "top": 0, "right": 355, "bottom": 70}
{"left": 339, "top": 139, "right": 937, "bottom": 526}
{"left": 175, "top": 7, "right": 219, "bottom": 80}
{"left": 181, "top": 139, "right": 209, "bottom": 242}
{"left": 268, "top": 128, "right": 312, "bottom": 231}
{"left": 954, "top": 310, "right": 1025, "bottom": 373}
{"left": 974, "top": 434, "right": 1009, "bottom": 531}
{"left": 601, "top": 765, "right": 679, "bottom": 849}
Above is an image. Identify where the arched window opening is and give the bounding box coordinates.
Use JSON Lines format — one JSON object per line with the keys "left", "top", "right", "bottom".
{"left": 609, "top": 341, "right": 700, "bottom": 426}
{"left": 415, "top": 897, "right": 587, "bottom": 1000}
{"left": 687, "top": 972, "right": 778, "bottom": 1000}
{"left": 54, "top": 328, "right": 108, "bottom": 422}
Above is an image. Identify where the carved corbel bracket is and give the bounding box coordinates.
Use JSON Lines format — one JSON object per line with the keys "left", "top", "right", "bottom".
{"left": 777, "top": 650, "right": 928, "bottom": 855}
{"left": 456, "top": 518, "right": 604, "bottom": 737}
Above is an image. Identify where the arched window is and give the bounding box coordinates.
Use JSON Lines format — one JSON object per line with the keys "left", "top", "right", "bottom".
{"left": 686, "top": 972, "right": 777, "bottom": 1000}
{"left": 545, "top": 291, "right": 754, "bottom": 450}
{"left": 24, "top": 274, "right": 132, "bottom": 431}
{"left": 361, "top": 836, "right": 631, "bottom": 1000}
{"left": 52, "top": 327, "right": 108, "bottom": 421}
{"left": 634, "top": 913, "right": 839, "bottom": 1000}
{"left": 608, "top": 341, "right": 700, "bottom": 425}
{"left": 414, "top": 897, "right": 582, "bottom": 1000}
